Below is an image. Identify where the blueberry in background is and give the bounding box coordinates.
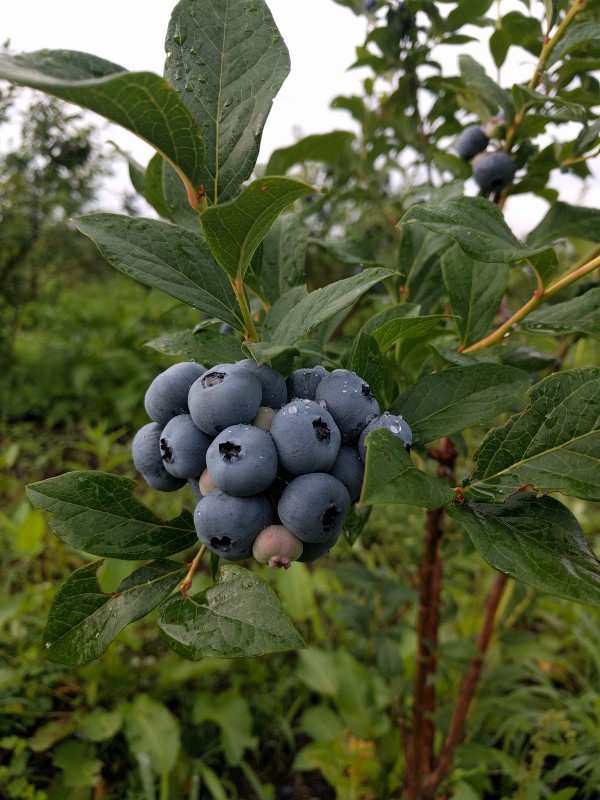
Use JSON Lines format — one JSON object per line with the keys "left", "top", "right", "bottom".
{"left": 159, "top": 413, "right": 213, "bottom": 479}
{"left": 132, "top": 422, "right": 186, "bottom": 492}
{"left": 455, "top": 125, "right": 489, "bottom": 161}
{"left": 188, "top": 363, "right": 263, "bottom": 436}
{"left": 328, "top": 444, "right": 365, "bottom": 503}
{"left": 194, "top": 490, "right": 273, "bottom": 560}
{"left": 285, "top": 366, "right": 328, "bottom": 402}
{"left": 472, "top": 151, "right": 516, "bottom": 193}
{"left": 144, "top": 362, "right": 206, "bottom": 426}
{"left": 270, "top": 399, "right": 341, "bottom": 475}
{"left": 358, "top": 412, "right": 413, "bottom": 462}
{"left": 236, "top": 358, "right": 288, "bottom": 409}
{"left": 315, "top": 368, "right": 380, "bottom": 442}
{"left": 278, "top": 472, "right": 351, "bottom": 543}
{"left": 205, "top": 424, "right": 278, "bottom": 497}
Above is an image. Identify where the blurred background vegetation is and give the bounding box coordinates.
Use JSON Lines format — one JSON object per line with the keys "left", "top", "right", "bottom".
{"left": 2, "top": 80, "right": 600, "bottom": 800}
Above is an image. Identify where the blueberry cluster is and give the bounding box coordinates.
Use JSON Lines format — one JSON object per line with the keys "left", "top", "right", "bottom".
{"left": 455, "top": 120, "right": 516, "bottom": 193}
{"left": 132, "top": 360, "right": 412, "bottom": 569}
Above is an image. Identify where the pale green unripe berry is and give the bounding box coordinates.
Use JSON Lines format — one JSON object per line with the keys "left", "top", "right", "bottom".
{"left": 199, "top": 468, "right": 218, "bottom": 496}
{"left": 252, "top": 525, "right": 304, "bottom": 569}
{"left": 252, "top": 406, "right": 277, "bottom": 432}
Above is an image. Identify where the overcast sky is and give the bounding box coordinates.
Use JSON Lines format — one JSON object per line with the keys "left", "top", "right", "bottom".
{"left": 2, "top": 1, "right": 597, "bottom": 231}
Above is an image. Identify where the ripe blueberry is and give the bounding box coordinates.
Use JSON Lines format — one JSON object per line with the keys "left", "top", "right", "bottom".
{"left": 328, "top": 444, "right": 365, "bottom": 503}
{"left": 278, "top": 473, "right": 351, "bottom": 543}
{"left": 205, "top": 424, "right": 278, "bottom": 497}
{"left": 159, "top": 413, "right": 212, "bottom": 479}
{"left": 270, "top": 399, "right": 341, "bottom": 475}
{"left": 236, "top": 359, "right": 288, "bottom": 409}
{"left": 472, "top": 151, "right": 516, "bottom": 193}
{"left": 188, "top": 363, "right": 262, "bottom": 436}
{"left": 194, "top": 491, "right": 273, "bottom": 560}
{"left": 285, "top": 366, "right": 328, "bottom": 402}
{"left": 358, "top": 412, "right": 413, "bottom": 462}
{"left": 455, "top": 125, "right": 489, "bottom": 161}
{"left": 315, "top": 368, "right": 380, "bottom": 442}
{"left": 132, "top": 422, "right": 186, "bottom": 492}
{"left": 144, "top": 362, "right": 206, "bottom": 426}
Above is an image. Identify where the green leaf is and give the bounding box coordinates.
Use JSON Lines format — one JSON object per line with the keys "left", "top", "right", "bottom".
{"left": 146, "top": 329, "right": 245, "bottom": 364}
{"left": 391, "top": 364, "right": 530, "bottom": 445}
{"left": 400, "top": 196, "right": 555, "bottom": 266}
{"left": 347, "top": 330, "right": 386, "bottom": 399}
{"left": 193, "top": 688, "right": 257, "bottom": 765}
{"left": 53, "top": 741, "right": 102, "bottom": 788}
{"left": 265, "top": 130, "right": 356, "bottom": 175}
{"left": 0, "top": 50, "right": 205, "bottom": 200}
{"left": 400, "top": 226, "right": 452, "bottom": 314}
{"left": 444, "top": 0, "right": 493, "bottom": 32}
{"left": 157, "top": 564, "right": 305, "bottom": 658}
{"left": 165, "top": 0, "right": 290, "bottom": 204}
{"left": 26, "top": 471, "right": 197, "bottom": 560}
{"left": 458, "top": 55, "right": 514, "bottom": 116}
{"left": 441, "top": 245, "right": 508, "bottom": 348}
{"left": 366, "top": 314, "right": 447, "bottom": 352}
{"left": 449, "top": 494, "right": 600, "bottom": 606}
{"left": 361, "top": 429, "right": 456, "bottom": 509}
{"left": 254, "top": 214, "right": 307, "bottom": 305}
{"left": 512, "top": 84, "right": 587, "bottom": 121}
{"left": 546, "top": 23, "right": 600, "bottom": 67}
{"left": 311, "top": 237, "right": 380, "bottom": 266}
{"left": 201, "top": 177, "right": 314, "bottom": 281}
{"left": 122, "top": 694, "right": 180, "bottom": 777}
{"left": 523, "top": 287, "right": 600, "bottom": 337}
{"left": 78, "top": 709, "right": 123, "bottom": 742}
{"left": 42, "top": 559, "right": 186, "bottom": 665}
{"left": 573, "top": 119, "right": 600, "bottom": 156}
{"left": 74, "top": 214, "right": 242, "bottom": 328}
{"left": 465, "top": 368, "right": 600, "bottom": 501}
{"left": 143, "top": 154, "right": 174, "bottom": 221}
{"left": 249, "top": 268, "right": 394, "bottom": 362}
{"left": 526, "top": 202, "right": 600, "bottom": 247}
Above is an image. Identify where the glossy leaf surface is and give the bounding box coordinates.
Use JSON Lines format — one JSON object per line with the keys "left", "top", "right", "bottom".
{"left": 27, "top": 471, "right": 197, "bottom": 560}
{"left": 157, "top": 565, "right": 305, "bottom": 658}
{"left": 42, "top": 560, "right": 186, "bottom": 664}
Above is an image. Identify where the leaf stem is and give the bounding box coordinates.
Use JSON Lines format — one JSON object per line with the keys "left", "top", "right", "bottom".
{"left": 179, "top": 545, "right": 207, "bottom": 597}
{"left": 504, "top": 0, "right": 585, "bottom": 152}
{"left": 231, "top": 276, "right": 259, "bottom": 343}
{"left": 461, "top": 251, "right": 600, "bottom": 353}
{"left": 420, "top": 572, "right": 509, "bottom": 798}
{"left": 529, "top": 0, "right": 586, "bottom": 90}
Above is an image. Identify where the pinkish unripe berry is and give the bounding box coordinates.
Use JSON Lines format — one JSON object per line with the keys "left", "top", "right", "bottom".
{"left": 252, "top": 525, "right": 304, "bottom": 569}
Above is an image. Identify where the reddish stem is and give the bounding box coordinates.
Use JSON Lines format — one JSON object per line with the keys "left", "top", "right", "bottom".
{"left": 420, "top": 572, "right": 509, "bottom": 798}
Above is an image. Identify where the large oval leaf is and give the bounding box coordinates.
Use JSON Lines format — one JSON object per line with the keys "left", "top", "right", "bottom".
{"left": 157, "top": 564, "right": 305, "bottom": 658}
{"left": 74, "top": 214, "right": 242, "bottom": 328}
{"left": 391, "top": 364, "right": 531, "bottom": 445}
{"left": 164, "top": 0, "right": 290, "bottom": 204}
{"left": 42, "top": 560, "right": 186, "bottom": 665}
{"left": 201, "top": 177, "right": 314, "bottom": 281}
{"left": 449, "top": 494, "right": 600, "bottom": 606}
{"left": 361, "top": 429, "right": 456, "bottom": 509}
{"left": 0, "top": 50, "right": 205, "bottom": 201}
{"left": 27, "top": 471, "right": 197, "bottom": 560}
{"left": 465, "top": 368, "right": 600, "bottom": 502}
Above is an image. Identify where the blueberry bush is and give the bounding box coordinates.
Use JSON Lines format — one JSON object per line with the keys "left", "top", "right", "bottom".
{"left": 2, "top": 0, "right": 600, "bottom": 795}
